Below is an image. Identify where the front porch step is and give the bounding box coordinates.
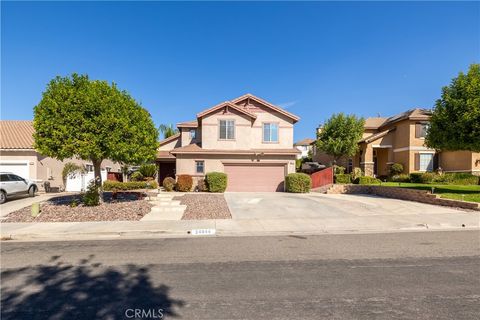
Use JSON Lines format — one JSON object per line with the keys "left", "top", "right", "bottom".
{"left": 157, "top": 200, "right": 182, "bottom": 206}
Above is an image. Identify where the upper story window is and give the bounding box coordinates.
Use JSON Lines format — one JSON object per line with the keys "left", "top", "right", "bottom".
{"left": 189, "top": 129, "right": 196, "bottom": 140}
{"left": 219, "top": 120, "right": 235, "bottom": 140}
{"left": 85, "top": 164, "right": 94, "bottom": 172}
{"left": 415, "top": 122, "right": 429, "bottom": 139}
{"left": 263, "top": 123, "right": 279, "bottom": 143}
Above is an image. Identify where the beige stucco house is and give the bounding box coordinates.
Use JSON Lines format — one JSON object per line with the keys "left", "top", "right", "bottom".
{"left": 157, "top": 94, "right": 300, "bottom": 191}
{"left": 313, "top": 109, "right": 480, "bottom": 177}
{"left": 0, "top": 120, "right": 121, "bottom": 191}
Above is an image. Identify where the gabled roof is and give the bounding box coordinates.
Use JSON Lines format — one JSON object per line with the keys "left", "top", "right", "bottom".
{"left": 197, "top": 101, "right": 257, "bottom": 120}
{"left": 294, "top": 138, "right": 315, "bottom": 146}
{"left": 364, "top": 117, "right": 387, "bottom": 129}
{"left": 359, "top": 128, "right": 396, "bottom": 144}
{"left": 0, "top": 120, "right": 35, "bottom": 150}
{"left": 158, "top": 133, "right": 180, "bottom": 147}
{"left": 170, "top": 143, "right": 300, "bottom": 155}
{"left": 379, "top": 108, "right": 431, "bottom": 129}
{"left": 231, "top": 93, "right": 300, "bottom": 123}
{"left": 176, "top": 120, "right": 198, "bottom": 128}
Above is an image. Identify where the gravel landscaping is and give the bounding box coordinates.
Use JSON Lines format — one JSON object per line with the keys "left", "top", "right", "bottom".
{"left": 174, "top": 194, "right": 232, "bottom": 220}
{"left": 3, "top": 193, "right": 153, "bottom": 223}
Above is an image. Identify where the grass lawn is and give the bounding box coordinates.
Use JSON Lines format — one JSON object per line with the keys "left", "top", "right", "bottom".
{"left": 377, "top": 182, "right": 480, "bottom": 203}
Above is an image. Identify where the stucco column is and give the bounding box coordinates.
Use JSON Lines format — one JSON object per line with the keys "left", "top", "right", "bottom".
{"left": 361, "top": 144, "right": 374, "bottom": 177}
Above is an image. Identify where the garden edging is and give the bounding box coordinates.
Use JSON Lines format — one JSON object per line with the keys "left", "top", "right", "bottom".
{"left": 327, "top": 185, "right": 480, "bottom": 211}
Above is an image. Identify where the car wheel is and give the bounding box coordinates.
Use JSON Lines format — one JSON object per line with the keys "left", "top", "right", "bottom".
{"left": 28, "top": 186, "right": 37, "bottom": 197}
{"left": 0, "top": 191, "right": 6, "bottom": 204}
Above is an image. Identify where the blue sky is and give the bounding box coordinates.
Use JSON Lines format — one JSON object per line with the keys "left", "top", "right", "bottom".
{"left": 1, "top": 1, "right": 479, "bottom": 141}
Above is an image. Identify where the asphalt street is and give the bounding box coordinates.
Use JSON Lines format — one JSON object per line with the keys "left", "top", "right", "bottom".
{"left": 1, "top": 231, "right": 479, "bottom": 319}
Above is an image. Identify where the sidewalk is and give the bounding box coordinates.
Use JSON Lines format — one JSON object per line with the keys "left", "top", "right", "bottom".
{"left": 2, "top": 214, "right": 479, "bottom": 241}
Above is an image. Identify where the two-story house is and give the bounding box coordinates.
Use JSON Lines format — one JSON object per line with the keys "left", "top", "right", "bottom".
{"left": 313, "top": 108, "right": 480, "bottom": 177}
{"left": 156, "top": 94, "right": 300, "bottom": 191}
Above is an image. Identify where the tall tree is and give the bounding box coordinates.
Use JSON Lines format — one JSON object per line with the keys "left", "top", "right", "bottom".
{"left": 34, "top": 73, "right": 159, "bottom": 186}
{"left": 426, "top": 64, "right": 480, "bottom": 152}
{"left": 158, "top": 124, "right": 179, "bottom": 139}
{"left": 316, "top": 113, "right": 365, "bottom": 163}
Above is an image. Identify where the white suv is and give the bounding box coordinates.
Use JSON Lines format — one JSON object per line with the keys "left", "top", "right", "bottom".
{"left": 0, "top": 172, "right": 38, "bottom": 204}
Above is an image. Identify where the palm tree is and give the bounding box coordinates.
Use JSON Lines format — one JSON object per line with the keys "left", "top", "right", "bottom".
{"left": 158, "top": 124, "right": 179, "bottom": 139}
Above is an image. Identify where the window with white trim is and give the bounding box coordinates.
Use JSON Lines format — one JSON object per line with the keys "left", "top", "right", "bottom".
{"left": 219, "top": 120, "right": 235, "bottom": 140}
{"left": 419, "top": 153, "right": 434, "bottom": 171}
{"left": 189, "top": 129, "right": 196, "bottom": 140}
{"left": 263, "top": 123, "right": 279, "bottom": 142}
{"left": 195, "top": 161, "right": 204, "bottom": 174}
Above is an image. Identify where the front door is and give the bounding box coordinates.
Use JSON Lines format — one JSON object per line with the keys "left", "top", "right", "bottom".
{"left": 158, "top": 162, "right": 176, "bottom": 184}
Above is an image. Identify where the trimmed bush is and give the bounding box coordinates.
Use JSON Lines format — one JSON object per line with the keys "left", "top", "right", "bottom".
{"left": 103, "top": 180, "right": 158, "bottom": 191}
{"left": 139, "top": 164, "right": 157, "bottom": 178}
{"left": 176, "top": 174, "right": 193, "bottom": 192}
{"left": 162, "top": 177, "right": 175, "bottom": 191}
{"left": 410, "top": 172, "right": 435, "bottom": 183}
{"left": 334, "top": 174, "right": 351, "bottom": 184}
{"left": 205, "top": 172, "right": 228, "bottom": 193}
{"left": 354, "top": 176, "right": 381, "bottom": 185}
{"left": 391, "top": 174, "right": 411, "bottom": 183}
{"left": 83, "top": 180, "right": 100, "bottom": 206}
{"left": 130, "top": 171, "right": 144, "bottom": 182}
{"left": 334, "top": 166, "right": 346, "bottom": 175}
{"left": 285, "top": 173, "right": 312, "bottom": 193}
{"left": 389, "top": 163, "right": 404, "bottom": 175}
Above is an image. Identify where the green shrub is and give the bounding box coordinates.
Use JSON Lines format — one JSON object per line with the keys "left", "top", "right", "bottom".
{"left": 196, "top": 179, "right": 208, "bottom": 192}
{"left": 130, "top": 171, "right": 144, "bottom": 182}
{"left": 334, "top": 166, "right": 345, "bottom": 174}
{"left": 354, "top": 176, "right": 381, "bottom": 185}
{"left": 83, "top": 180, "right": 100, "bottom": 206}
{"left": 351, "top": 167, "right": 363, "bottom": 181}
{"left": 410, "top": 172, "right": 435, "bottom": 183}
{"left": 162, "top": 177, "right": 175, "bottom": 191}
{"left": 389, "top": 163, "right": 404, "bottom": 175}
{"left": 205, "top": 172, "right": 228, "bottom": 193}
{"left": 139, "top": 164, "right": 157, "bottom": 178}
{"left": 447, "top": 173, "right": 479, "bottom": 185}
{"left": 334, "top": 174, "right": 351, "bottom": 184}
{"left": 295, "top": 159, "right": 303, "bottom": 171}
{"left": 285, "top": 173, "right": 312, "bottom": 193}
{"left": 103, "top": 180, "right": 158, "bottom": 191}
{"left": 391, "top": 174, "right": 411, "bottom": 183}
{"left": 62, "top": 162, "right": 83, "bottom": 185}
{"left": 176, "top": 174, "right": 193, "bottom": 192}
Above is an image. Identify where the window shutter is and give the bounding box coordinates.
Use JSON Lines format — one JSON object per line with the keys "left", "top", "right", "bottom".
{"left": 415, "top": 123, "right": 421, "bottom": 138}
{"left": 414, "top": 153, "right": 420, "bottom": 171}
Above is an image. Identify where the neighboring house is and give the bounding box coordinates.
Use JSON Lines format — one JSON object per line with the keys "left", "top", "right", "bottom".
{"left": 0, "top": 120, "right": 121, "bottom": 191}
{"left": 294, "top": 138, "right": 315, "bottom": 159}
{"left": 313, "top": 109, "right": 480, "bottom": 177}
{"left": 157, "top": 94, "right": 300, "bottom": 191}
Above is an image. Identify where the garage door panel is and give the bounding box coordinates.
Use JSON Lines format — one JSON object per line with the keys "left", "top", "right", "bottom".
{"left": 224, "top": 164, "right": 285, "bottom": 192}
{"left": 0, "top": 162, "right": 29, "bottom": 179}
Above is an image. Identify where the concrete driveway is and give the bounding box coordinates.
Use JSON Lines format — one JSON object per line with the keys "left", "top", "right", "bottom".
{"left": 224, "top": 192, "right": 480, "bottom": 231}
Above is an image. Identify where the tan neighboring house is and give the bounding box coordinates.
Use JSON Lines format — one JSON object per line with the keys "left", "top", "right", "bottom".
{"left": 313, "top": 109, "right": 480, "bottom": 177}
{"left": 0, "top": 120, "right": 121, "bottom": 191}
{"left": 294, "top": 138, "right": 315, "bottom": 159}
{"left": 156, "top": 94, "right": 300, "bottom": 191}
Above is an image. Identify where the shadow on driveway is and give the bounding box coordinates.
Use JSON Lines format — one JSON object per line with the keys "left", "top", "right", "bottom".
{"left": 1, "top": 255, "right": 184, "bottom": 320}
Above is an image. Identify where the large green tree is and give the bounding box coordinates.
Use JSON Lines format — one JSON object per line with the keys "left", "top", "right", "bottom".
{"left": 34, "top": 74, "right": 159, "bottom": 186}
{"left": 426, "top": 64, "right": 480, "bottom": 152}
{"left": 316, "top": 113, "right": 365, "bottom": 163}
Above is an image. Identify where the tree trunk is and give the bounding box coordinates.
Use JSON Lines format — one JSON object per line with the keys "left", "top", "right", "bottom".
{"left": 92, "top": 159, "right": 103, "bottom": 186}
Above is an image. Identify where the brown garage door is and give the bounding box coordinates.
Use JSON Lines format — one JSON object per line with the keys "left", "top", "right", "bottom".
{"left": 224, "top": 164, "right": 286, "bottom": 192}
